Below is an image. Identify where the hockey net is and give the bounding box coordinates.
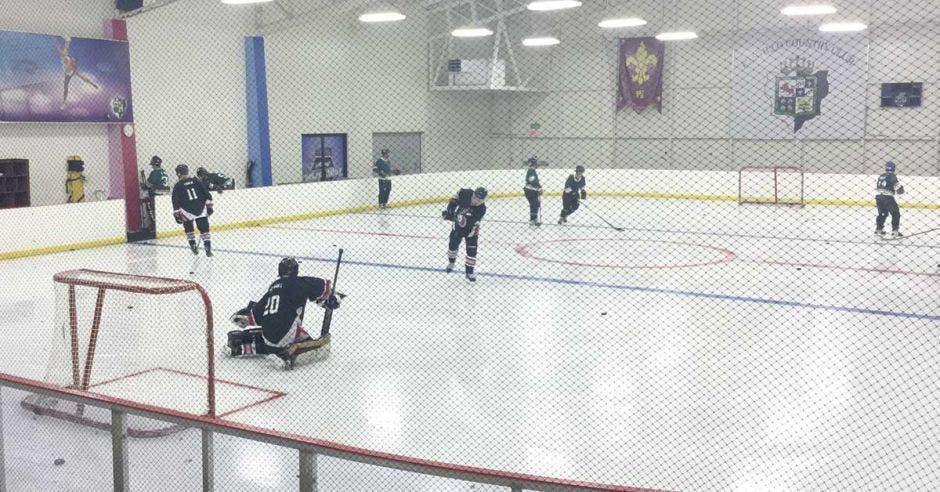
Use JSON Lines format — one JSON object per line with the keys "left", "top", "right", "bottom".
{"left": 21, "top": 269, "right": 215, "bottom": 438}
{"left": 738, "top": 166, "right": 804, "bottom": 207}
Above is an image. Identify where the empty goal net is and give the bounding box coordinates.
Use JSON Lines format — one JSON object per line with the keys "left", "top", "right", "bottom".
{"left": 21, "top": 269, "right": 215, "bottom": 437}
{"left": 738, "top": 166, "right": 805, "bottom": 207}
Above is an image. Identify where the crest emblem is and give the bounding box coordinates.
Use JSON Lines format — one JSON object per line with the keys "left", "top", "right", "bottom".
{"left": 626, "top": 41, "right": 658, "bottom": 85}
{"left": 774, "top": 56, "right": 829, "bottom": 132}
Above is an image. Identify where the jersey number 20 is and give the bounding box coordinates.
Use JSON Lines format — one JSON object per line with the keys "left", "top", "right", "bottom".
{"left": 263, "top": 295, "right": 280, "bottom": 315}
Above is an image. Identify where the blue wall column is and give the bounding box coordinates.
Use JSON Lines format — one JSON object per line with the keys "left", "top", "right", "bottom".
{"left": 245, "top": 36, "right": 273, "bottom": 187}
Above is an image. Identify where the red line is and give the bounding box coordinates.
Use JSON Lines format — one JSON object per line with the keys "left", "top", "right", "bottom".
{"left": 516, "top": 238, "right": 737, "bottom": 270}
{"left": 155, "top": 367, "right": 286, "bottom": 397}
{"left": 761, "top": 260, "right": 940, "bottom": 278}
{"left": 2, "top": 371, "right": 669, "bottom": 492}
{"left": 217, "top": 391, "right": 287, "bottom": 418}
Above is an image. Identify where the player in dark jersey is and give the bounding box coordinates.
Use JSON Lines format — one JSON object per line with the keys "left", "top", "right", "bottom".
{"left": 524, "top": 156, "right": 543, "bottom": 226}
{"left": 226, "top": 257, "right": 340, "bottom": 358}
{"left": 171, "top": 164, "right": 214, "bottom": 256}
{"left": 875, "top": 161, "right": 905, "bottom": 238}
{"left": 373, "top": 149, "right": 394, "bottom": 208}
{"left": 196, "top": 167, "right": 234, "bottom": 193}
{"left": 558, "top": 165, "right": 586, "bottom": 224}
{"left": 443, "top": 187, "right": 487, "bottom": 281}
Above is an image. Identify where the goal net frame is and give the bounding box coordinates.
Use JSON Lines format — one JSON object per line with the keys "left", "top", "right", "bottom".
{"left": 20, "top": 269, "right": 216, "bottom": 438}
{"left": 738, "top": 165, "right": 805, "bottom": 207}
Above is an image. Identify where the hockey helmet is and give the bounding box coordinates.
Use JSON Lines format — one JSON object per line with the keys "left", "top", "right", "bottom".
{"left": 575, "top": 165, "right": 585, "bottom": 174}
{"left": 527, "top": 156, "right": 538, "bottom": 166}
{"left": 381, "top": 148, "right": 390, "bottom": 157}
{"left": 278, "top": 257, "right": 299, "bottom": 277}
{"left": 175, "top": 164, "right": 189, "bottom": 176}
{"left": 473, "top": 187, "right": 488, "bottom": 201}
{"left": 885, "top": 161, "right": 896, "bottom": 172}
{"left": 150, "top": 155, "right": 162, "bottom": 167}
{"left": 196, "top": 167, "right": 209, "bottom": 178}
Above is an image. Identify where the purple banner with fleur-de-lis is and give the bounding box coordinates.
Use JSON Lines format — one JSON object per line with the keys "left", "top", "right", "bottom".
{"left": 616, "top": 37, "right": 665, "bottom": 113}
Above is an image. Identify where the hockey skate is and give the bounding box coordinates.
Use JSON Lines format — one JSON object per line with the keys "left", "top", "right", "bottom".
{"left": 892, "top": 230, "right": 903, "bottom": 238}
{"left": 530, "top": 219, "right": 541, "bottom": 226}
{"left": 875, "top": 228, "right": 885, "bottom": 237}
{"left": 557, "top": 215, "right": 566, "bottom": 224}
{"left": 189, "top": 242, "right": 199, "bottom": 255}
{"left": 446, "top": 261, "right": 455, "bottom": 273}
{"left": 466, "top": 272, "right": 476, "bottom": 282}
{"left": 205, "top": 243, "right": 213, "bottom": 257}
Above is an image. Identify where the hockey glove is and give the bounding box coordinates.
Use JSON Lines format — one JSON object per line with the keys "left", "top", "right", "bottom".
{"left": 173, "top": 210, "right": 185, "bottom": 224}
{"left": 896, "top": 185, "right": 905, "bottom": 195}
{"left": 206, "top": 203, "right": 214, "bottom": 216}
{"left": 581, "top": 190, "right": 587, "bottom": 200}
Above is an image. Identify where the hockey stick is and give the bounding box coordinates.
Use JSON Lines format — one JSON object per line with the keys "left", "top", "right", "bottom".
{"left": 320, "top": 248, "right": 344, "bottom": 337}
{"left": 881, "top": 226, "right": 940, "bottom": 241}
{"left": 580, "top": 200, "right": 624, "bottom": 232}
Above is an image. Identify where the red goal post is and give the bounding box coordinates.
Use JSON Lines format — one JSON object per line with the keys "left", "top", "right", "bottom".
{"left": 21, "top": 269, "right": 215, "bottom": 437}
{"left": 738, "top": 165, "right": 805, "bottom": 207}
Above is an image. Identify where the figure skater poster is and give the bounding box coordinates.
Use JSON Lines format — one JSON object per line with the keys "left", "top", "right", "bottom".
{"left": 0, "top": 30, "right": 133, "bottom": 123}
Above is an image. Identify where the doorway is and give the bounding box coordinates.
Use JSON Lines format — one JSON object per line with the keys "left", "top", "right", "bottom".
{"left": 301, "top": 134, "right": 348, "bottom": 182}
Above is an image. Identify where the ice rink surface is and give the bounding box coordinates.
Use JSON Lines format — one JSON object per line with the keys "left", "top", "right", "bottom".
{"left": 2, "top": 197, "right": 940, "bottom": 491}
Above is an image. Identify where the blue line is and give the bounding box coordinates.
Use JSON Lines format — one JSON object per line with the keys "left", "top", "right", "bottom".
{"left": 137, "top": 241, "right": 940, "bottom": 322}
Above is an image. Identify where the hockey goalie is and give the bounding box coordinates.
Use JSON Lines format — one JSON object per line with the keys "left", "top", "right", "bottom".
{"left": 226, "top": 257, "right": 341, "bottom": 368}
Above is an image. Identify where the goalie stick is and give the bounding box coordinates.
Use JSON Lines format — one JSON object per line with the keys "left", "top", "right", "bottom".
{"left": 280, "top": 248, "right": 344, "bottom": 370}
{"left": 580, "top": 201, "right": 624, "bottom": 232}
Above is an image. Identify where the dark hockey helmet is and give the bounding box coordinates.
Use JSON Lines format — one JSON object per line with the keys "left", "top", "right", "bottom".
{"left": 278, "top": 257, "right": 299, "bottom": 277}
{"left": 196, "top": 167, "right": 208, "bottom": 178}
{"left": 175, "top": 164, "right": 189, "bottom": 176}
{"left": 575, "top": 165, "right": 585, "bottom": 174}
{"left": 381, "top": 148, "right": 390, "bottom": 157}
{"left": 527, "top": 156, "right": 538, "bottom": 166}
{"left": 885, "top": 161, "right": 896, "bottom": 172}
{"left": 150, "top": 155, "right": 162, "bottom": 167}
{"left": 473, "top": 187, "right": 488, "bottom": 200}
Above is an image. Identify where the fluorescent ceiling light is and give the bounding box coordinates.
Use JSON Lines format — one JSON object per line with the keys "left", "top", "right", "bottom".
{"left": 781, "top": 4, "right": 837, "bottom": 16}
{"left": 359, "top": 11, "right": 406, "bottom": 22}
{"left": 655, "top": 31, "right": 698, "bottom": 41}
{"left": 527, "top": 1, "right": 582, "bottom": 12}
{"left": 220, "top": 0, "right": 272, "bottom": 4}
{"left": 523, "top": 36, "right": 561, "bottom": 47}
{"left": 452, "top": 26, "right": 494, "bottom": 37}
{"left": 819, "top": 21, "right": 867, "bottom": 32}
{"left": 598, "top": 17, "right": 647, "bottom": 29}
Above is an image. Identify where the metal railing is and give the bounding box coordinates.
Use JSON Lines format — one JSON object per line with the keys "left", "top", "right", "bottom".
{"left": 0, "top": 372, "right": 656, "bottom": 492}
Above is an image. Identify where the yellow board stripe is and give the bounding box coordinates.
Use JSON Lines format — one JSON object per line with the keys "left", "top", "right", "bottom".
{"left": 2, "top": 191, "right": 937, "bottom": 260}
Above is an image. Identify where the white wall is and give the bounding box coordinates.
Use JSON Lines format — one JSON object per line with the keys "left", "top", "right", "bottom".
{"left": 0, "top": 0, "right": 116, "bottom": 206}
{"left": 126, "top": 0, "right": 252, "bottom": 187}
{"left": 263, "top": 7, "right": 495, "bottom": 184}
{"left": 489, "top": 0, "right": 940, "bottom": 175}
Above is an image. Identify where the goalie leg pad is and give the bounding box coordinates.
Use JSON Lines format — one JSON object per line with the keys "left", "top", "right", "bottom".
{"left": 226, "top": 328, "right": 263, "bottom": 357}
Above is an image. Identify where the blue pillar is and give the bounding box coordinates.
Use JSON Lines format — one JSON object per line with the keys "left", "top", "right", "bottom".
{"left": 245, "top": 36, "right": 273, "bottom": 187}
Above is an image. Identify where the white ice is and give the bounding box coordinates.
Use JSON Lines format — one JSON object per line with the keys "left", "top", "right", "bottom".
{"left": 1, "top": 197, "right": 939, "bottom": 491}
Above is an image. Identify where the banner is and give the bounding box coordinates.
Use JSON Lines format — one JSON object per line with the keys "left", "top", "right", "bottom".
{"left": 0, "top": 31, "right": 133, "bottom": 123}
{"left": 616, "top": 37, "right": 665, "bottom": 113}
{"left": 731, "top": 32, "right": 866, "bottom": 139}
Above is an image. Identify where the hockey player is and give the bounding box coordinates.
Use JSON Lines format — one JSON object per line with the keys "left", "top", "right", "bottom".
{"left": 373, "top": 149, "right": 394, "bottom": 208}
{"left": 226, "top": 257, "right": 341, "bottom": 360}
{"left": 144, "top": 156, "right": 170, "bottom": 195}
{"left": 171, "top": 164, "right": 214, "bottom": 256}
{"left": 524, "top": 156, "right": 543, "bottom": 226}
{"left": 875, "top": 161, "right": 905, "bottom": 238}
{"left": 558, "top": 165, "right": 587, "bottom": 224}
{"left": 196, "top": 167, "right": 234, "bottom": 193}
{"left": 443, "top": 187, "right": 487, "bottom": 281}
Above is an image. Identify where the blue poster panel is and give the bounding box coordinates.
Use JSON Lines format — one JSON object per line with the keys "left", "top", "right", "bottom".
{"left": 0, "top": 31, "right": 133, "bottom": 123}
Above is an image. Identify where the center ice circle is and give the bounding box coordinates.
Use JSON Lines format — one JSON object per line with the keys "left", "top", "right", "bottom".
{"left": 514, "top": 238, "right": 736, "bottom": 269}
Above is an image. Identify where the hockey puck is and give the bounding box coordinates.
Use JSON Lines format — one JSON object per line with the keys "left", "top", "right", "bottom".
{"left": 796, "top": 268, "right": 802, "bottom": 271}
{"left": 127, "top": 305, "right": 133, "bottom": 310}
{"left": 54, "top": 458, "right": 65, "bottom": 466}
{"left": 601, "top": 312, "right": 607, "bottom": 316}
